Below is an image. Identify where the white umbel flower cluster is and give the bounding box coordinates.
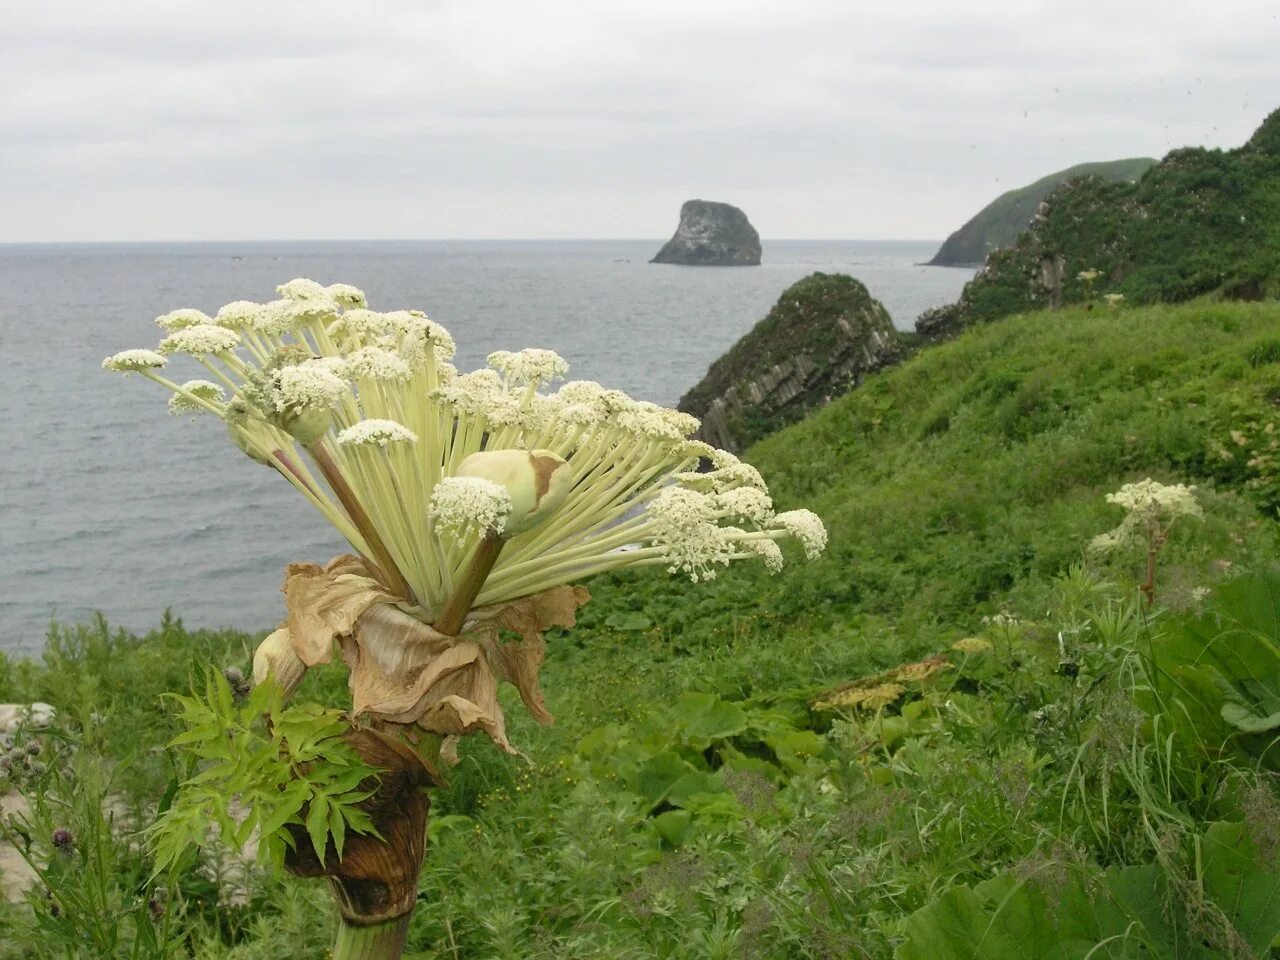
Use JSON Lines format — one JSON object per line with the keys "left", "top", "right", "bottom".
{"left": 1091, "top": 478, "right": 1202, "bottom": 553}
{"left": 337, "top": 419, "right": 417, "bottom": 447}
{"left": 773, "top": 510, "right": 828, "bottom": 560}
{"left": 167, "top": 380, "right": 226, "bottom": 417}
{"left": 1104, "top": 479, "right": 1202, "bottom": 519}
{"left": 155, "top": 308, "right": 213, "bottom": 331}
{"left": 488, "top": 348, "right": 569, "bottom": 386}
{"left": 273, "top": 362, "right": 349, "bottom": 411}
{"left": 105, "top": 279, "right": 828, "bottom": 615}
{"left": 103, "top": 349, "right": 167, "bottom": 372}
{"left": 343, "top": 347, "right": 411, "bottom": 383}
{"left": 430, "top": 477, "right": 513, "bottom": 538}
{"left": 159, "top": 325, "right": 240, "bottom": 357}
{"left": 647, "top": 488, "right": 737, "bottom": 582}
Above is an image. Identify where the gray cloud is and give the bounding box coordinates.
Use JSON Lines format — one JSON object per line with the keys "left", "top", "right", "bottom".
{"left": 2, "top": 0, "right": 1277, "bottom": 240}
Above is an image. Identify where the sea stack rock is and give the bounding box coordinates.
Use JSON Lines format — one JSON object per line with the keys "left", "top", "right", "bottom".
{"left": 651, "top": 199, "right": 762, "bottom": 266}
{"left": 678, "top": 273, "right": 905, "bottom": 453}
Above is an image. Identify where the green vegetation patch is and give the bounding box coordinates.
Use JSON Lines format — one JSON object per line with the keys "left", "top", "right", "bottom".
{"left": 928, "top": 157, "right": 1155, "bottom": 267}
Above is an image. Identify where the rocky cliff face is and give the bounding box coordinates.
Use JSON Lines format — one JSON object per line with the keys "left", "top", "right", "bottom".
{"left": 651, "top": 200, "right": 762, "bottom": 266}
{"left": 679, "top": 273, "right": 905, "bottom": 453}
{"left": 917, "top": 107, "right": 1280, "bottom": 340}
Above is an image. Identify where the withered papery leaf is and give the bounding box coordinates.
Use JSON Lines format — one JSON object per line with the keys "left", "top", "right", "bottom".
{"left": 471, "top": 585, "right": 591, "bottom": 725}
{"left": 342, "top": 604, "right": 514, "bottom": 752}
{"left": 252, "top": 626, "right": 309, "bottom": 697}
{"left": 282, "top": 555, "right": 397, "bottom": 666}
{"left": 281, "top": 556, "right": 591, "bottom": 756}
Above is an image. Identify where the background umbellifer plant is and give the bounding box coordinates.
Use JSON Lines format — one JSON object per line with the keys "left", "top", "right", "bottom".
{"left": 103, "top": 279, "right": 826, "bottom": 958}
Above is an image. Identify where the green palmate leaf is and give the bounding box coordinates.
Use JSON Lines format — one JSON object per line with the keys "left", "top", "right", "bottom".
{"left": 1220, "top": 701, "right": 1280, "bottom": 733}
{"left": 1200, "top": 821, "right": 1280, "bottom": 955}
{"left": 149, "top": 670, "right": 383, "bottom": 875}
{"left": 895, "top": 822, "right": 1280, "bottom": 960}
{"left": 306, "top": 797, "right": 331, "bottom": 863}
{"left": 1143, "top": 569, "right": 1280, "bottom": 769}
{"left": 329, "top": 802, "right": 347, "bottom": 860}
{"left": 669, "top": 693, "right": 750, "bottom": 748}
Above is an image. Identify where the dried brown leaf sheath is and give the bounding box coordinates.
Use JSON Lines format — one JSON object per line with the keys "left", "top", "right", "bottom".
{"left": 268, "top": 555, "right": 589, "bottom": 755}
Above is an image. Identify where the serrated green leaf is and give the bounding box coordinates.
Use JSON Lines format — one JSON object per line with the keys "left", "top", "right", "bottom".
{"left": 306, "top": 798, "right": 330, "bottom": 863}
{"left": 329, "top": 802, "right": 346, "bottom": 860}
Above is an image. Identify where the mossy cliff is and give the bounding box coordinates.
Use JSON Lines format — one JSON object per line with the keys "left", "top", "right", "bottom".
{"left": 927, "top": 157, "right": 1155, "bottom": 267}
{"left": 678, "top": 272, "right": 905, "bottom": 452}
{"left": 918, "top": 107, "right": 1280, "bottom": 339}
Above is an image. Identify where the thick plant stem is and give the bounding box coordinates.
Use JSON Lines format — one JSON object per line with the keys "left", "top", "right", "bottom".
{"left": 332, "top": 916, "right": 411, "bottom": 960}
{"left": 434, "top": 531, "right": 504, "bottom": 635}
{"left": 307, "top": 441, "right": 416, "bottom": 603}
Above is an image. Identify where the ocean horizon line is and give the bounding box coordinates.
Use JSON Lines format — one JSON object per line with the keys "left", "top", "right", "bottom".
{"left": 0, "top": 236, "right": 944, "bottom": 248}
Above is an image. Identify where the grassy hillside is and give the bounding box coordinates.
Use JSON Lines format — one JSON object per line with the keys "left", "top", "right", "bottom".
{"left": 927, "top": 157, "right": 1155, "bottom": 267}
{"left": 919, "top": 108, "right": 1280, "bottom": 338}
{"left": 6, "top": 300, "right": 1280, "bottom": 957}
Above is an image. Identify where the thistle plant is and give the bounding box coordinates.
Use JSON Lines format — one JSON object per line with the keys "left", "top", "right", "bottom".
{"left": 1090, "top": 478, "right": 1202, "bottom": 605}
{"left": 104, "top": 278, "right": 826, "bottom": 958}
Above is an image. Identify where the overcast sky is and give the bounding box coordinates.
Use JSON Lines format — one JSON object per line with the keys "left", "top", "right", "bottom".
{"left": 2, "top": 0, "right": 1276, "bottom": 242}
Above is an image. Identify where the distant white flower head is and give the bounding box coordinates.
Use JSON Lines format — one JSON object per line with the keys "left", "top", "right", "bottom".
{"left": 488, "top": 348, "right": 569, "bottom": 386}
{"left": 214, "top": 301, "right": 265, "bottom": 330}
{"left": 277, "top": 278, "right": 328, "bottom": 301}
{"left": 1090, "top": 478, "right": 1202, "bottom": 554}
{"left": 743, "top": 537, "right": 785, "bottom": 574}
{"left": 324, "top": 283, "right": 367, "bottom": 308}
{"left": 613, "top": 400, "right": 697, "bottom": 443}
{"left": 679, "top": 458, "right": 767, "bottom": 493}
{"left": 660, "top": 408, "right": 700, "bottom": 439}
{"left": 310, "top": 355, "right": 350, "bottom": 378}
{"left": 159, "top": 324, "right": 240, "bottom": 357}
{"left": 272, "top": 361, "right": 348, "bottom": 411}
{"left": 485, "top": 391, "right": 550, "bottom": 431}
{"left": 395, "top": 312, "right": 458, "bottom": 365}
{"left": 328, "top": 308, "right": 393, "bottom": 344}
{"left": 337, "top": 419, "right": 417, "bottom": 447}
{"left": 430, "top": 476, "right": 513, "bottom": 539}
{"left": 343, "top": 346, "right": 412, "bottom": 383}
{"left": 647, "top": 487, "right": 735, "bottom": 582}
{"left": 773, "top": 509, "right": 828, "bottom": 560}
{"left": 167, "top": 380, "right": 225, "bottom": 416}
{"left": 103, "top": 349, "right": 167, "bottom": 372}
{"left": 155, "top": 308, "right": 212, "bottom": 332}
{"left": 1105, "top": 478, "right": 1201, "bottom": 520}
{"left": 435, "top": 369, "right": 504, "bottom": 416}
{"left": 555, "top": 380, "right": 607, "bottom": 405}
{"left": 717, "top": 486, "right": 774, "bottom": 525}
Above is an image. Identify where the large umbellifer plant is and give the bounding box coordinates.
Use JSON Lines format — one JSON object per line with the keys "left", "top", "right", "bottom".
{"left": 104, "top": 279, "right": 827, "bottom": 959}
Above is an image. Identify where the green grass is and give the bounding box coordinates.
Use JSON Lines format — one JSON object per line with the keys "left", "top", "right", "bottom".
{"left": 4, "top": 299, "right": 1280, "bottom": 957}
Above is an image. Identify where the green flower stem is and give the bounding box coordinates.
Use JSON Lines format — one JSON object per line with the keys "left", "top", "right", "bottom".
{"left": 434, "top": 530, "right": 504, "bottom": 636}
{"left": 331, "top": 915, "right": 411, "bottom": 960}
{"left": 307, "top": 441, "right": 416, "bottom": 603}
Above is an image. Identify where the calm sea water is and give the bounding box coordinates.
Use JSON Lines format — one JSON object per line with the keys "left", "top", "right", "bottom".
{"left": 0, "top": 239, "right": 971, "bottom": 654}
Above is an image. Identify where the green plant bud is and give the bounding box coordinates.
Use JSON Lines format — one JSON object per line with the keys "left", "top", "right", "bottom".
{"left": 278, "top": 404, "right": 332, "bottom": 445}
{"left": 455, "top": 448, "right": 572, "bottom": 536}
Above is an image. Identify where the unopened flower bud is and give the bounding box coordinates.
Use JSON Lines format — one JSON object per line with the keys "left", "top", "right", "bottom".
{"left": 454, "top": 449, "right": 572, "bottom": 536}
